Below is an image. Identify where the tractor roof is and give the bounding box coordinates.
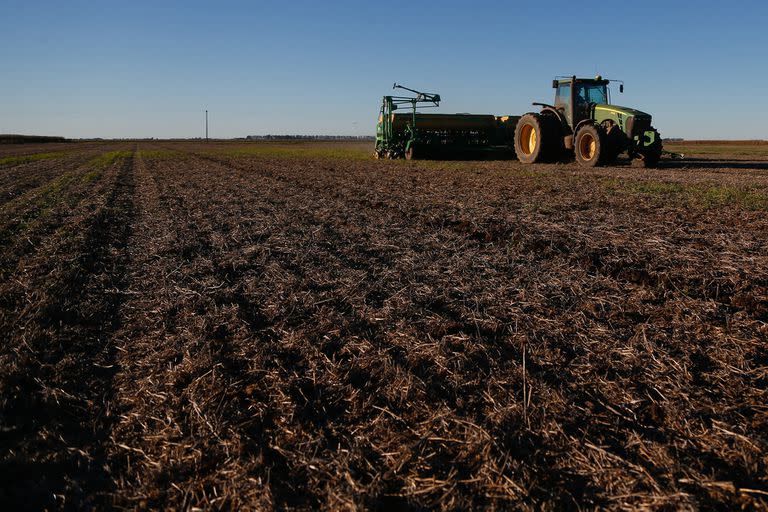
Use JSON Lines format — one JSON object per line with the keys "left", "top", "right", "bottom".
{"left": 556, "top": 76, "right": 609, "bottom": 85}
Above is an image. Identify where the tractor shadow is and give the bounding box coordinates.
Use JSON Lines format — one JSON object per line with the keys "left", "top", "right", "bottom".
{"left": 415, "top": 147, "right": 517, "bottom": 161}
{"left": 659, "top": 158, "right": 768, "bottom": 171}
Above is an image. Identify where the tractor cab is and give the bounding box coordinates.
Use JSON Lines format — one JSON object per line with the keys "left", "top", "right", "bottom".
{"left": 553, "top": 76, "right": 614, "bottom": 128}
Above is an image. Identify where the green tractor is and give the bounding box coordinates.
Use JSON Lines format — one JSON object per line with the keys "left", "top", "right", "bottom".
{"left": 514, "top": 76, "right": 662, "bottom": 167}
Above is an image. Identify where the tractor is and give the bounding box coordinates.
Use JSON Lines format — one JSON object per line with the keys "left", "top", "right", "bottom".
{"left": 514, "top": 76, "right": 662, "bottom": 167}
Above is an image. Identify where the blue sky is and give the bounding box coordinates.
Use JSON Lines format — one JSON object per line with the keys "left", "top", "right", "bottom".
{"left": 1, "top": 1, "right": 766, "bottom": 139}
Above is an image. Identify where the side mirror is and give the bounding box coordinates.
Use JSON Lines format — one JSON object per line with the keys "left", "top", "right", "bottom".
{"left": 552, "top": 79, "right": 558, "bottom": 89}
{"left": 619, "top": 84, "right": 624, "bottom": 93}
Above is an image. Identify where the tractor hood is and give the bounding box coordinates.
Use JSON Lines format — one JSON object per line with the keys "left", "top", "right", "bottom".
{"left": 593, "top": 104, "right": 654, "bottom": 140}
{"left": 594, "top": 104, "right": 651, "bottom": 119}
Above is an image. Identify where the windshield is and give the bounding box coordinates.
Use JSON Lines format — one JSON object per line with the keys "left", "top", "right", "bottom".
{"left": 575, "top": 83, "right": 608, "bottom": 105}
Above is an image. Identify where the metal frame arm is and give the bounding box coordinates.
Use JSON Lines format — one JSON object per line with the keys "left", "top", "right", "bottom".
{"left": 393, "top": 83, "right": 441, "bottom": 106}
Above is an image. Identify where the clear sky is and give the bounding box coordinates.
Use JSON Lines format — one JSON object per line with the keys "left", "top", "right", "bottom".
{"left": 2, "top": 0, "right": 766, "bottom": 139}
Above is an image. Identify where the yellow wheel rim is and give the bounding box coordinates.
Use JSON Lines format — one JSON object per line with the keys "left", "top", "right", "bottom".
{"left": 520, "top": 124, "right": 537, "bottom": 155}
{"left": 579, "top": 133, "right": 596, "bottom": 160}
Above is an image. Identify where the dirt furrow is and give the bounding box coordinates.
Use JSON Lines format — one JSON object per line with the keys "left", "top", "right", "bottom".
{"left": 0, "top": 148, "right": 136, "bottom": 510}
{"left": 0, "top": 149, "right": 105, "bottom": 201}
{"left": 107, "top": 151, "right": 270, "bottom": 508}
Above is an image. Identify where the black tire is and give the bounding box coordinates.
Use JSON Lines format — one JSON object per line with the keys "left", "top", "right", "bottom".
{"left": 540, "top": 115, "right": 564, "bottom": 162}
{"left": 574, "top": 124, "right": 606, "bottom": 167}
{"left": 634, "top": 128, "right": 662, "bottom": 168}
{"left": 601, "top": 122, "right": 625, "bottom": 165}
{"left": 514, "top": 113, "right": 561, "bottom": 163}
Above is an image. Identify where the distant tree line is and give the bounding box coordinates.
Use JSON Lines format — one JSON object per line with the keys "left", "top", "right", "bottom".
{"left": 0, "top": 134, "right": 67, "bottom": 144}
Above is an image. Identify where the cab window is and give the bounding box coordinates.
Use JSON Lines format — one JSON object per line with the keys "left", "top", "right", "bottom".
{"left": 555, "top": 83, "right": 571, "bottom": 108}
{"left": 575, "top": 83, "right": 607, "bottom": 105}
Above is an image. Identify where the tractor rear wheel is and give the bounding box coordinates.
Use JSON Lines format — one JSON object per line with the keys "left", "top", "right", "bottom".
{"left": 574, "top": 124, "right": 605, "bottom": 167}
{"left": 514, "top": 113, "right": 561, "bottom": 163}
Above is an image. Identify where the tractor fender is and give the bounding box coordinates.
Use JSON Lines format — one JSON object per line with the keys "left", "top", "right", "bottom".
{"left": 539, "top": 107, "right": 568, "bottom": 131}
{"left": 574, "top": 119, "right": 599, "bottom": 136}
{"left": 518, "top": 112, "right": 540, "bottom": 126}
{"left": 519, "top": 110, "right": 563, "bottom": 130}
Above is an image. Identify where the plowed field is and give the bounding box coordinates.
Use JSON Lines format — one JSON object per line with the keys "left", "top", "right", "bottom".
{"left": 1, "top": 141, "right": 767, "bottom": 510}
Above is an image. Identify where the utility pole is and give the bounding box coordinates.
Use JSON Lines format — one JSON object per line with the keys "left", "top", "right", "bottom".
{"left": 205, "top": 110, "right": 209, "bottom": 141}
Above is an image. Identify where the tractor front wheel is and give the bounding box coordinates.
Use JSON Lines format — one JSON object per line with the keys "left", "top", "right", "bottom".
{"left": 633, "top": 128, "right": 662, "bottom": 168}
{"left": 600, "top": 121, "right": 624, "bottom": 165}
{"left": 574, "top": 124, "right": 605, "bottom": 167}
